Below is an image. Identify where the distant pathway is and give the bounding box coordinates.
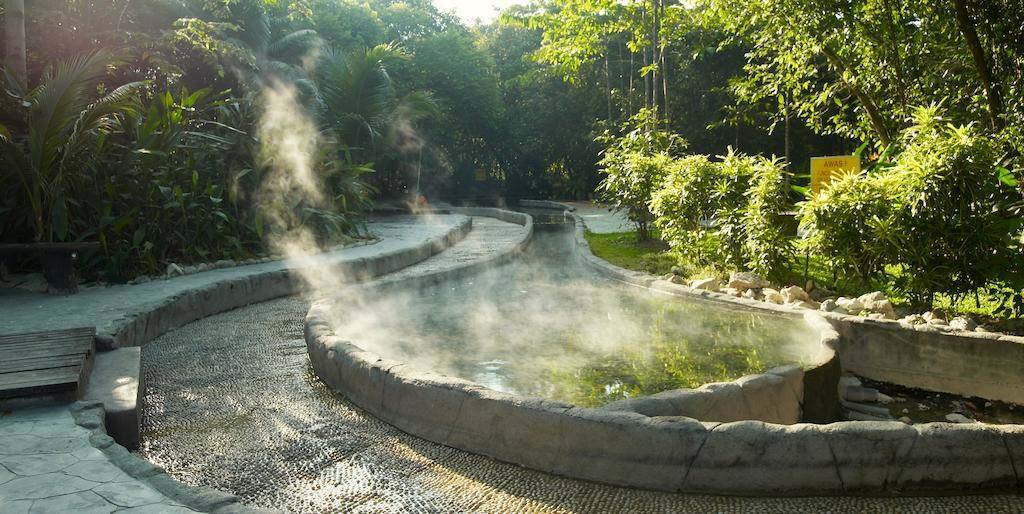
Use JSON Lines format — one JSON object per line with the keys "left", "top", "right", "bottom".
{"left": 562, "top": 201, "right": 633, "bottom": 233}
{"left": 0, "top": 215, "right": 466, "bottom": 336}
{"left": 140, "top": 216, "right": 1024, "bottom": 513}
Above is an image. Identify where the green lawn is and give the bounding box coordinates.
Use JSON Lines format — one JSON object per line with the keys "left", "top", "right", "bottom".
{"left": 585, "top": 230, "right": 1021, "bottom": 332}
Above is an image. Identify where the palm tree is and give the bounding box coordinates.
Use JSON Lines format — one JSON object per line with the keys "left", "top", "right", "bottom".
{"left": 0, "top": 51, "right": 143, "bottom": 241}
{"left": 315, "top": 44, "right": 439, "bottom": 162}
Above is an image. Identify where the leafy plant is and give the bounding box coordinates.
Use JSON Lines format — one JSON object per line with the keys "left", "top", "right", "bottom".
{"left": 598, "top": 109, "right": 686, "bottom": 240}
{"left": 0, "top": 51, "right": 143, "bottom": 242}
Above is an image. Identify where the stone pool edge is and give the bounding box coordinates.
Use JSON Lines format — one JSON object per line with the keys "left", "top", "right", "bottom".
{"left": 304, "top": 208, "right": 1022, "bottom": 495}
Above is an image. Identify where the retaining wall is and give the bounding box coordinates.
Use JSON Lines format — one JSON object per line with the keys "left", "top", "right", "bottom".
{"left": 305, "top": 208, "right": 1024, "bottom": 495}
{"left": 107, "top": 215, "right": 473, "bottom": 348}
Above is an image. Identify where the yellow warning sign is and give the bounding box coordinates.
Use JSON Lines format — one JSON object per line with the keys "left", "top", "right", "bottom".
{"left": 811, "top": 156, "right": 861, "bottom": 193}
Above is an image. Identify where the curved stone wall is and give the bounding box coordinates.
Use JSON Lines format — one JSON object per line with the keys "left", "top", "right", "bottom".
{"left": 306, "top": 208, "right": 1024, "bottom": 495}
{"left": 109, "top": 215, "right": 473, "bottom": 348}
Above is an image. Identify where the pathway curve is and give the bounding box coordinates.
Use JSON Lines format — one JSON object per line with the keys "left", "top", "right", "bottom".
{"left": 140, "top": 217, "right": 1024, "bottom": 513}
{"left": 0, "top": 215, "right": 466, "bottom": 336}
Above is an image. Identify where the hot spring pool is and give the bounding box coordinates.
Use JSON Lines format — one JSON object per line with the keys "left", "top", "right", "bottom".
{"left": 325, "top": 218, "right": 819, "bottom": 407}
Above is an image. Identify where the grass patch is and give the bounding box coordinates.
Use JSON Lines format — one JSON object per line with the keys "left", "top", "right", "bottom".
{"left": 584, "top": 231, "right": 677, "bottom": 276}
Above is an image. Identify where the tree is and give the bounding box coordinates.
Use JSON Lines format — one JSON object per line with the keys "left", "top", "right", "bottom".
{"left": 3, "top": 0, "right": 26, "bottom": 84}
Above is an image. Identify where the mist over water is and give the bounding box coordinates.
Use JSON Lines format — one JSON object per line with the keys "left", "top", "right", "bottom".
{"left": 326, "top": 224, "right": 820, "bottom": 407}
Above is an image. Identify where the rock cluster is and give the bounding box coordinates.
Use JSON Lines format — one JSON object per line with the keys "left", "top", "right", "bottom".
{"left": 661, "top": 270, "right": 990, "bottom": 334}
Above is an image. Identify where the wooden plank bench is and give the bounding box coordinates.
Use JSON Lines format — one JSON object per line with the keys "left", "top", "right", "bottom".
{"left": 0, "top": 242, "right": 100, "bottom": 294}
{"left": 0, "top": 327, "right": 95, "bottom": 399}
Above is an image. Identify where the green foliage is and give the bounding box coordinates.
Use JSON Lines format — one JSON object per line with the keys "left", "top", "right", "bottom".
{"left": 742, "top": 154, "right": 793, "bottom": 277}
{"left": 801, "top": 106, "right": 1021, "bottom": 307}
{"left": 0, "top": 51, "right": 144, "bottom": 242}
{"left": 598, "top": 109, "right": 685, "bottom": 239}
{"left": 798, "top": 171, "right": 896, "bottom": 286}
{"left": 649, "top": 149, "right": 791, "bottom": 277}
{"left": 882, "top": 107, "right": 1020, "bottom": 304}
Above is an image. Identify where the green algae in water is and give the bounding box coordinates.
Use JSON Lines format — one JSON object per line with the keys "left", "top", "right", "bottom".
{"left": 335, "top": 268, "right": 816, "bottom": 408}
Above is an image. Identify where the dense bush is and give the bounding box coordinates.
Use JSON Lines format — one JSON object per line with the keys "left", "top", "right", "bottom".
{"left": 598, "top": 109, "right": 685, "bottom": 240}
{"left": 742, "top": 154, "right": 793, "bottom": 278}
{"left": 800, "top": 107, "right": 1022, "bottom": 307}
{"left": 650, "top": 150, "right": 791, "bottom": 278}
{"left": 798, "top": 171, "right": 897, "bottom": 286}
{"left": 883, "top": 108, "right": 1020, "bottom": 305}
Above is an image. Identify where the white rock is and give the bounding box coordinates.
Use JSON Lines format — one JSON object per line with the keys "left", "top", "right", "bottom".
{"left": 900, "top": 314, "right": 927, "bottom": 325}
{"left": 867, "top": 312, "right": 885, "bottom": 320}
{"left": 165, "top": 263, "right": 184, "bottom": 277}
{"left": 819, "top": 298, "right": 837, "bottom": 312}
{"left": 922, "top": 311, "right": 942, "bottom": 323}
{"left": 949, "top": 317, "right": 978, "bottom": 332}
{"left": 839, "top": 376, "right": 862, "bottom": 388}
{"left": 690, "top": 277, "right": 720, "bottom": 291}
{"left": 727, "top": 272, "right": 769, "bottom": 291}
{"left": 857, "top": 291, "right": 888, "bottom": 303}
{"left": 899, "top": 416, "right": 913, "bottom": 424}
{"left": 723, "top": 287, "right": 741, "bottom": 297}
{"left": 792, "top": 300, "right": 820, "bottom": 310}
{"left": 944, "top": 413, "right": 977, "bottom": 424}
{"left": 764, "top": 289, "right": 785, "bottom": 305}
{"left": 781, "top": 285, "right": 810, "bottom": 304}
{"left": 742, "top": 288, "right": 763, "bottom": 301}
{"left": 836, "top": 297, "right": 864, "bottom": 313}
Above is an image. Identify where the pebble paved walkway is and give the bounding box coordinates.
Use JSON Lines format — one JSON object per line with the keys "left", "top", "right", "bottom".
{"left": 0, "top": 406, "right": 195, "bottom": 513}
{"left": 141, "top": 217, "right": 1024, "bottom": 513}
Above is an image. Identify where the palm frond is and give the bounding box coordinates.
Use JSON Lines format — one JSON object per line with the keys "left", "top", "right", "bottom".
{"left": 61, "top": 81, "right": 146, "bottom": 170}
{"left": 267, "top": 30, "right": 321, "bottom": 63}
{"left": 27, "top": 50, "right": 122, "bottom": 177}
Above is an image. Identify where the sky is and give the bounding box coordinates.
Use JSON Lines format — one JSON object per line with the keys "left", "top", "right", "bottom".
{"left": 431, "top": 0, "right": 522, "bottom": 24}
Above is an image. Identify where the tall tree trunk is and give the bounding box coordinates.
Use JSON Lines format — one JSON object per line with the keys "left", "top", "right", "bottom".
{"left": 649, "top": 0, "right": 660, "bottom": 121}
{"left": 784, "top": 93, "right": 792, "bottom": 169}
{"left": 952, "top": 0, "right": 1004, "bottom": 130}
{"left": 628, "top": 49, "right": 635, "bottom": 118}
{"left": 4, "top": 0, "right": 27, "bottom": 85}
{"left": 605, "top": 41, "right": 612, "bottom": 122}
{"left": 659, "top": 0, "right": 669, "bottom": 124}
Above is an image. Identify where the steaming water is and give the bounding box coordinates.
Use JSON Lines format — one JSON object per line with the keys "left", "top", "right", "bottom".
{"left": 329, "top": 216, "right": 818, "bottom": 407}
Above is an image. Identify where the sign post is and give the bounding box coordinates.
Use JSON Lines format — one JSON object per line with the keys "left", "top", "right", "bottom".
{"left": 810, "top": 156, "right": 861, "bottom": 194}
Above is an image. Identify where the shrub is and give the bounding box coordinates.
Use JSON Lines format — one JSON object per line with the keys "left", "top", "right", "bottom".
{"left": 798, "top": 171, "right": 897, "bottom": 287}
{"left": 882, "top": 107, "right": 1020, "bottom": 305}
{"left": 598, "top": 109, "right": 685, "bottom": 240}
{"left": 651, "top": 149, "right": 791, "bottom": 277}
{"left": 742, "top": 154, "right": 793, "bottom": 278}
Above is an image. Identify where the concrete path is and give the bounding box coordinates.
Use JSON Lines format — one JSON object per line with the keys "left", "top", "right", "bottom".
{"left": 561, "top": 201, "right": 633, "bottom": 233}
{"left": 0, "top": 215, "right": 466, "bottom": 336}
{"left": 0, "top": 406, "right": 195, "bottom": 513}
{"left": 0, "top": 214, "right": 471, "bottom": 514}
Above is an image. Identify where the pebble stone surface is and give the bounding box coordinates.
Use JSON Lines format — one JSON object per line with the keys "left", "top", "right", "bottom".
{"left": 0, "top": 406, "right": 196, "bottom": 513}
{"left": 139, "top": 216, "right": 1024, "bottom": 513}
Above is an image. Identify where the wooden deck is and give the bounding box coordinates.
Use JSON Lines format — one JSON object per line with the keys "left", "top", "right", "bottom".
{"left": 0, "top": 327, "right": 95, "bottom": 399}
